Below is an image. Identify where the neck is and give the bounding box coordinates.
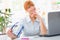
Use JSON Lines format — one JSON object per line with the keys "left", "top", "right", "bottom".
{"left": 29, "top": 15, "right": 36, "bottom": 23}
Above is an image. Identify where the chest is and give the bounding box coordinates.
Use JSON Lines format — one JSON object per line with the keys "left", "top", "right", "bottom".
{"left": 23, "top": 21, "right": 40, "bottom": 31}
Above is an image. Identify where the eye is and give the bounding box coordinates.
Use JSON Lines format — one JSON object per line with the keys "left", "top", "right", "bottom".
{"left": 28, "top": 6, "right": 30, "bottom": 8}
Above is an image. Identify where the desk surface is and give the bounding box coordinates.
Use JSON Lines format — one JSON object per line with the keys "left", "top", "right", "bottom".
{"left": 0, "top": 35, "right": 60, "bottom": 40}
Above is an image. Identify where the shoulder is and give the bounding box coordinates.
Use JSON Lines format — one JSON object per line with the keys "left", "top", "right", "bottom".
{"left": 21, "top": 16, "right": 29, "bottom": 22}
{"left": 19, "top": 17, "right": 27, "bottom": 23}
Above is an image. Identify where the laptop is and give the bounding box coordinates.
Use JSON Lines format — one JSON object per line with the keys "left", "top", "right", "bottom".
{"left": 40, "top": 11, "right": 60, "bottom": 37}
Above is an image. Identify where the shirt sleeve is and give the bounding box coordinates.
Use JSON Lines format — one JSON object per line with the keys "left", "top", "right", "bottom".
{"left": 12, "top": 19, "right": 24, "bottom": 37}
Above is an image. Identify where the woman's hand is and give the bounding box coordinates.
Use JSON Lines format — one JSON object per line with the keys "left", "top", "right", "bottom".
{"left": 7, "top": 29, "right": 17, "bottom": 39}
{"left": 35, "top": 13, "right": 42, "bottom": 21}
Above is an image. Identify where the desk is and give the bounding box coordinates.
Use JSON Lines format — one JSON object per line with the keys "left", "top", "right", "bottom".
{"left": 0, "top": 35, "right": 60, "bottom": 40}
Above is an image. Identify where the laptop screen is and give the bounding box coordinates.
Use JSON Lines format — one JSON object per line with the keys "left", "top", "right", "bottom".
{"left": 48, "top": 11, "right": 60, "bottom": 35}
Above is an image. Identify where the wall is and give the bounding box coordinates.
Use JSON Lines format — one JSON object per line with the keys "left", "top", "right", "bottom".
{"left": 0, "top": 0, "right": 60, "bottom": 28}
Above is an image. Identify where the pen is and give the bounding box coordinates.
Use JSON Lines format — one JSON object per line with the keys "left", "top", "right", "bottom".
{"left": 11, "top": 22, "right": 19, "bottom": 30}
{"left": 17, "top": 26, "right": 24, "bottom": 37}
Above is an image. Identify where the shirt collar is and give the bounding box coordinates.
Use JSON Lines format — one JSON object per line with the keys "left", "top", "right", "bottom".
{"left": 26, "top": 16, "right": 39, "bottom": 23}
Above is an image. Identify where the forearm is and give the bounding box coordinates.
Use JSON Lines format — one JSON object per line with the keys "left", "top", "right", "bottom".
{"left": 39, "top": 19, "right": 47, "bottom": 35}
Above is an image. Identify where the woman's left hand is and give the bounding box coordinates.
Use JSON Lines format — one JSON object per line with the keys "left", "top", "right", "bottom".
{"left": 35, "top": 14, "right": 42, "bottom": 21}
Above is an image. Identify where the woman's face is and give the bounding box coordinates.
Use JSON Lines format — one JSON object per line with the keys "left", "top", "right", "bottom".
{"left": 27, "top": 6, "right": 37, "bottom": 18}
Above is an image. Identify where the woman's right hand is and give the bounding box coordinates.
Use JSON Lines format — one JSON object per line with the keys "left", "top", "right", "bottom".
{"left": 7, "top": 29, "right": 17, "bottom": 39}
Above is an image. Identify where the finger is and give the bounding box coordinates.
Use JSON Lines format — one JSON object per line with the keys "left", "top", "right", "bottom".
{"left": 9, "top": 29, "right": 12, "bottom": 32}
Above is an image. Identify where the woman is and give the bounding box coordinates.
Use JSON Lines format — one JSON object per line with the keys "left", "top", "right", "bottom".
{"left": 7, "top": 1, "right": 47, "bottom": 39}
